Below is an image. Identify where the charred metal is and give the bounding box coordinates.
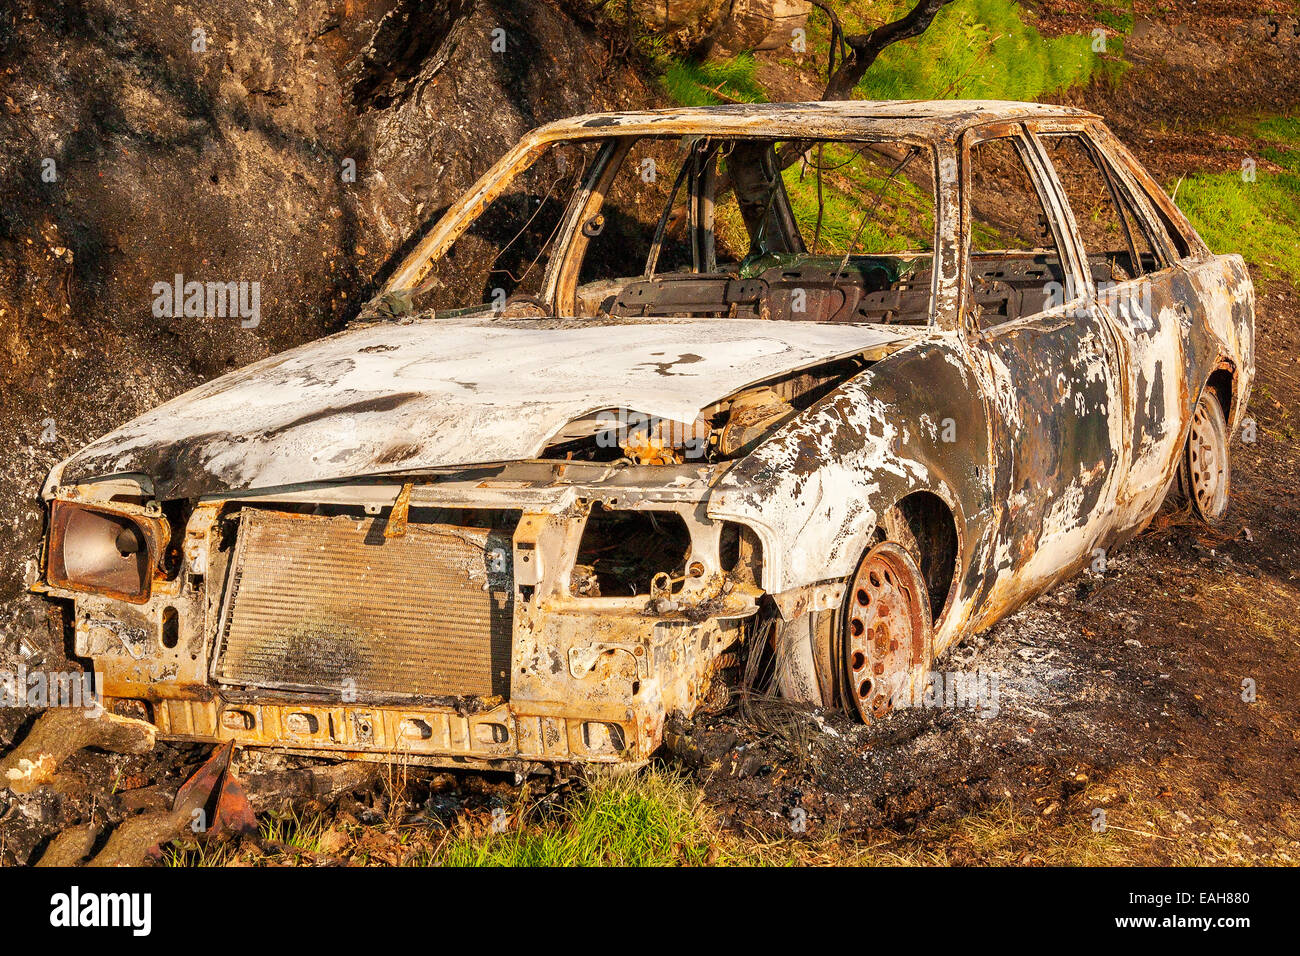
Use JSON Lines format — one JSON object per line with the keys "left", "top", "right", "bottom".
{"left": 31, "top": 101, "right": 1254, "bottom": 771}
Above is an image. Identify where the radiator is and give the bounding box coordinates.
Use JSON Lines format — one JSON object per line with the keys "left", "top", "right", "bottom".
{"left": 211, "top": 509, "right": 514, "bottom": 700}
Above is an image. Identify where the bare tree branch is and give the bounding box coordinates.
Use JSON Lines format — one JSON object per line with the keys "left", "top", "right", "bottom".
{"left": 807, "top": 1, "right": 847, "bottom": 80}
{"left": 821, "top": 0, "right": 957, "bottom": 100}
{"left": 682, "top": 0, "right": 957, "bottom": 215}
{"left": 765, "top": 0, "right": 957, "bottom": 172}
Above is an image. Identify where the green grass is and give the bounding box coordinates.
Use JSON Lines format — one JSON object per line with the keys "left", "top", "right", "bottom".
{"left": 661, "top": 1, "right": 1128, "bottom": 109}
{"left": 810, "top": 0, "right": 1127, "bottom": 102}
{"left": 662, "top": 54, "right": 766, "bottom": 106}
{"left": 1255, "top": 115, "right": 1300, "bottom": 174}
{"left": 433, "top": 769, "right": 740, "bottom": 867}
{"left": 1176, "top": 116, "right": 1300, "bottom": 283}
{"left": 776, "top": 142, "right": 935, "bottom": 254}
{"left": 1088, "top": 0, "right": 1135, "bottom": 34}
{"left": 261, "top": 809, "right": 330, "bottom": 852}
{"left": 163, "top": 807, "right": 330, "bottom": 866}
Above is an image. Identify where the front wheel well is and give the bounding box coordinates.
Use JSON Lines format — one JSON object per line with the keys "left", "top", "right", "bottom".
{"left": 877, "top": 491, "right": 960, "bottom": 626}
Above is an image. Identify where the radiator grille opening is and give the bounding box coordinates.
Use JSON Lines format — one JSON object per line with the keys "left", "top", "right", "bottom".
{"left": 212, "top": 509, "right": 514, "bottom": 700}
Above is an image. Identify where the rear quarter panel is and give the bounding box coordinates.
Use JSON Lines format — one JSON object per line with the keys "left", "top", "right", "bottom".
{"left": 1186, "top": 253, "right": 1256, "bottom": 431}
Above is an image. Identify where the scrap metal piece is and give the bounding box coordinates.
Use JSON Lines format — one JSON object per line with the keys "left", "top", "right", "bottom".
{"left": 89, "top": 740, "right": 254, "bottom": 866}
{"left": 173, "top": 739, "right": 235, "bottom": 818}
{"left": 212, "top": 773, "right": 258, "bottom": 837}
{"left": 173, "top": 738, "right": 257, "bottom": 838}
{"left": 383, "top": 481, "right": 414, "bottom": 538}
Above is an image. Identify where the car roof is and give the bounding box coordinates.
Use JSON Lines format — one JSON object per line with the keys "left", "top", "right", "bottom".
{"left": 534, "top": 100, "right": 1099, "bottom": 144}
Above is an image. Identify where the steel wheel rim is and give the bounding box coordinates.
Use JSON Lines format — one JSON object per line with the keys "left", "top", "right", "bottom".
{"left": 843, "top": 543, "right": 930, "bottom": 722}
{"left": 1187, "top": 395, "right": 1227, "bottom": 519}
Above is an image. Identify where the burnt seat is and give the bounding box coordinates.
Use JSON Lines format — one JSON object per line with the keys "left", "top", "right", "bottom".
{"left": 605, "top": 254, "right": 934, "bottom": 324}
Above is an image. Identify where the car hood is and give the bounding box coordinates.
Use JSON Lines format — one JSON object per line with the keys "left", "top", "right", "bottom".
{"left": 52, "top": 317, "right": 923, "bottom": 499}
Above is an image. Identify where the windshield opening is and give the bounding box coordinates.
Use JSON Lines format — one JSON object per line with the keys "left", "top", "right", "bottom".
{"left": 375, "top": 133, "right": 938, "bottom": 326}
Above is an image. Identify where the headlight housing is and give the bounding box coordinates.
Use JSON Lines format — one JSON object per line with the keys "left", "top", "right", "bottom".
{"left": 46, "top": 500, "right": 167, "bottom": 603}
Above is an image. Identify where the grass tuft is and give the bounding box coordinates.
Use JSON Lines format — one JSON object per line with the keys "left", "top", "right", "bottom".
{"left": 1088, "top": 0, "right": 1135, "bottom": 34}
{"left": 163, "top": 807, "right": 332, "bottom": 866}
{"left": 662, "top": 55, "right": 766, "bottom": 106}
{"left": 432, "top": 768, "right": 734, "bottom": 867}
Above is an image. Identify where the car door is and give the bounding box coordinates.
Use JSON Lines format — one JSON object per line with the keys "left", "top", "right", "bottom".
{"left": 959, "top": 125, "right": 1126, "bottom": 626}
{"left": 1031, "top": 123, "right": 1196, "bottom": 532}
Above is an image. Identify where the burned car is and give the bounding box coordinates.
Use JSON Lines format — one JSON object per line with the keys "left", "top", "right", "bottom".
{"left": 31, "top": 101, "right": 1254, "bottom": 771}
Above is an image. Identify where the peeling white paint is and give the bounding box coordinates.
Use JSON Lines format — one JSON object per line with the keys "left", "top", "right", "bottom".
{"left": 51, "top": 318, "right": 920, "bottom": 496}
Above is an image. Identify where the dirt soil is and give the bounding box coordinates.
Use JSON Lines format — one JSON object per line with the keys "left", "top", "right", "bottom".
{"left": 2, "top": 2, "right": 1299, "bottom": 866}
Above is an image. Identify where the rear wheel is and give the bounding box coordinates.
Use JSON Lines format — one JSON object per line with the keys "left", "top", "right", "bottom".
{"left": 1177, "top": 389, "right": 1231, "bottom": 524}
{"left": 842, "top": 541, "right": 932, "bottom": 722}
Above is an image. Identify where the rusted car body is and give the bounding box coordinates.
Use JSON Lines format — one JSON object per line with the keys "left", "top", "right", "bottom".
{"left": 31, "top": 101, "right": 1254, "bottom": 772}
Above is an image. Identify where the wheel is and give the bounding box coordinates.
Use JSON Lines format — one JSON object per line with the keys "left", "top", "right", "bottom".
{"left": 498, "top": 294, "right": 550, "bottom": 318}
{"left": 842, "top": 541, "right": 933, "bottom": 722}
{"left": 1177, "top": 388, "right": 1230, "bottom": 524}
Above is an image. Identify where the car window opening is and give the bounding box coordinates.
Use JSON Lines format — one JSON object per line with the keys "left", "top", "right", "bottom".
{"left": 385, "top": 134, "right": 939, "bottom": 325}
{"left": 578, "top": 136, "right": 937, "bottom": 325}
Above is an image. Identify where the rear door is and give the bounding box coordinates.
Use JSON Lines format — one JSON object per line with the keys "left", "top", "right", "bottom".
{"left": 960, "top": 125, "right": 1125, "bottom": 624}
{"left": 1031, "top": 124, "right": 1194, "bottom": 529}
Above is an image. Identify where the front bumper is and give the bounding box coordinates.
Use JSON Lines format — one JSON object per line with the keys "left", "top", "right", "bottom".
{"left": 37, "top": 462, "right": 761, "bottom": 770}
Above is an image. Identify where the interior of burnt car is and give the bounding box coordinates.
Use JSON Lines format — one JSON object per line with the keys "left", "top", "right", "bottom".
{"left": 964, "top": 134, "right": 1077, "bottom": 327}
{"left": 390, "top": 135, "right": 941, "bottom": 326}
{"left": 962, "top": 126, "right": 1187, "bottom": 329}
{"left": 561, "top": 135, "right": 939, "bottom": 325}
{"left": 1039, "top": 131, "right": 1169, "bottom": 283}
